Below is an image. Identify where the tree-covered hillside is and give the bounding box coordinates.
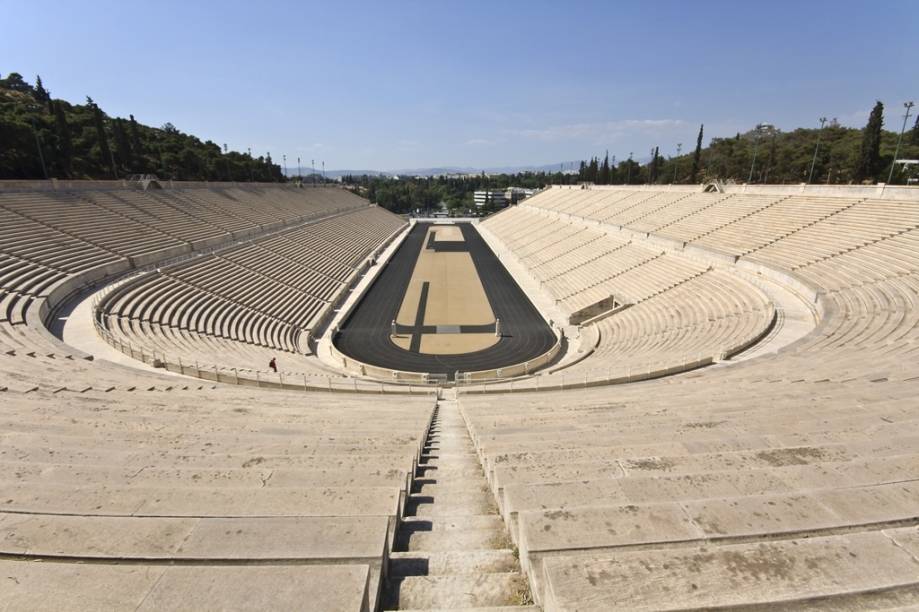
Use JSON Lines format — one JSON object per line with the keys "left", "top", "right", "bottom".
{"left": 0, "top": 72, "right": 283, "bottom": 181}
{"left": 577, "top": 104, "right": 919, "bottom": 186}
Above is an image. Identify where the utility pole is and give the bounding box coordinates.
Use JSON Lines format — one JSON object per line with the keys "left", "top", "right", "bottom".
{"left": 748, "top": 124, "right": 772, "bottom": 184}
{"left": 887, "top": 101, "right": 915, "bottom": 184}
{"left": 673, "top": 143, "right": 682, "bottom": 183}
{"left": 807, "top": 117, "right": 828, "bottom": 184}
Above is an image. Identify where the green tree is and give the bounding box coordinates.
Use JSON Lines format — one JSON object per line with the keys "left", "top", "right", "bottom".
{"left": 87, "top": 97, "right": 117, "bottom": 178}
{"left": 1, "top": 72, "right": 31, "bottom": 92}
{"left": 34, "top": 75, "right": 50, "bottom": 103}
{"left": 112, "top": 118, "right": 134, "bottom": 172}
{"left": 128, "top": 115, "right": 145, "bottom": 170}
{"left": 854, "top": 101, "right": 884, "bottom": 183}
{"left": 690, "top": 124, "right": 704, "bottom": 183}
{"left": 52, "top": 101, "right": 74, "bottom": 178}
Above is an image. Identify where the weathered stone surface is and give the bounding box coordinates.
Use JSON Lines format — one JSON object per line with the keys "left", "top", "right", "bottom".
{"left": 541, "top": 532, "right": 919, "bottom": 610}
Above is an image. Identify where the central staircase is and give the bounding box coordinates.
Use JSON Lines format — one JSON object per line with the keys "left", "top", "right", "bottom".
{"left": 382, "top": 397, "right": 538, "bottom": 611}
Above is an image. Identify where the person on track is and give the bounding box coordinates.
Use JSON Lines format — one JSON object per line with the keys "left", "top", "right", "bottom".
{"left": 268, "top": 357, "right": 277, "bottom": 373}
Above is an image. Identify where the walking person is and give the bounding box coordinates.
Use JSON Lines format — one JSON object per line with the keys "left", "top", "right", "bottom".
{"left": 268, "top": 357, "right": 277, "bottom": 373}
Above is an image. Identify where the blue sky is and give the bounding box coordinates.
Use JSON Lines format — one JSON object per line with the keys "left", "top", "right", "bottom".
{"left": 4, "top": 0, "right": 917, "bottom": 170}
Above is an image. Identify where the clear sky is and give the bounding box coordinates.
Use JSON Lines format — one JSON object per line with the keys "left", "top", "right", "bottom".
{"left": 4, "top": 0, "right": 917, "bottom": 171}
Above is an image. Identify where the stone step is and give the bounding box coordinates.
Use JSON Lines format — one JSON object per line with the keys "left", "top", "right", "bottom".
{"left": 389, "top": 549, "right": 519, "bottom": 576}
{"left": 401, "top": 515, "right": 506, "bottom": 532}
{"left": 414, "top": 481, "right": 491, "bottom": 496}
{"left": 422, "top": 451, "right": 481, "bottom": 462}
{"left": 427, "top": 443, "right": 478, "bottom": 454}
{"left": 410, "top": 488, "right": 493, "bottom": 503}
{"left": 398, "top": 527, "right": 511, "bottom": 552}
{"left": 383, "top": 573, "right": 529, "bottom": 610}
{"left": 417, "top": 465, "right": 484, "bottom": 479}
{"left": 420, "top": 461, "right": 482, "bottom": 471}
{"left": 538, "top": 530, "right": 919, "bottom": 611}
{"left": 1, "top": 559, "right": 374, "bottom": 612}
{"left": 408, "top": 495, "right": 497, "bottom": 517}
{"left": 389, "top": 608, "right": 540, "bottom": 612}
{"left": 0, "top": 513, "right": 391, "bottom": 562}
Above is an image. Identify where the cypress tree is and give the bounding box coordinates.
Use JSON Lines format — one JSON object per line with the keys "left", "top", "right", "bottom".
{"left": 600, "top": 152, "right": 610, "bottom": 184}
{"left": 34, "top": 75, "right": 50, "bottom": 103}
{"left": 854, "top": 101, "right": 884, "bottom": 182}
{"left": 690, "top": 124, "right": 704, "bottom": 183}
{"left": 87, "top": 97, "right": 117, "bottom": 178}
{"left": 112, "top": 118, "right": 133, "bottom": 172}
{"left": 52, "top": 101, "right": 73, "bottom": 178}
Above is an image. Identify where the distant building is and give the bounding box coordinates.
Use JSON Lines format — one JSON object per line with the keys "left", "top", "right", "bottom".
{"left": 473, "top": 187, "right": 536, "bottom": 209}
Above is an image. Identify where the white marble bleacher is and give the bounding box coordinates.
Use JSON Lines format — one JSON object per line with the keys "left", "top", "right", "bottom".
{"left": 98, "top": 204, "right": 406, "bottom": 379}
{"left": 0, "top": 183, "right": 432, "bottom": 610}
{"left": 465, "top": 185, "right": 919, "bottom": 609}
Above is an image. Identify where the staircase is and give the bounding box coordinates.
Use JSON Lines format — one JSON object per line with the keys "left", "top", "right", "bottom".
{"left": 382, "top": 397, "right": 538, "bottom": 611}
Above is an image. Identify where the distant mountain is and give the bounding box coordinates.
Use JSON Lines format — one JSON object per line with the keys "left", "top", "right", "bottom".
{"left": 287, "top": 161, "right": 582, "bottom": 178}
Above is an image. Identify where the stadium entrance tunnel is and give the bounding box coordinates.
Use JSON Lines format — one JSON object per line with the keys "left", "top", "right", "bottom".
{"left": 333, "top": 222, "right": 558, "bottom": 380}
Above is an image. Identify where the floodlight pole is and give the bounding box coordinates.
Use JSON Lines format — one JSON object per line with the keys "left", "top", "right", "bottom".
{"left": 748, "top": 129, "right": 759, "bottom": 183}
{"left": 297, "top": 157, "right": 302, "bottom": 182}
{"left": 807, "top": 117, "right": 828, "bottom": 184}
{"left": 673, "top": 143, "right": 682, "bottom": 183}
{"left": 312, "top": 159, "right": 316, "bottom": 187}
{"left": 283, "top": 154, "right": 287, "bottom": 181}
{"left": 887, "top": 101, "right": 915, "bottom": 185}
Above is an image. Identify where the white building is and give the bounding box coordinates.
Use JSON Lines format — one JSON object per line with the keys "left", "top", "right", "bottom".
{"left": 473, "top": 187, "right": 536, "bottom": 208}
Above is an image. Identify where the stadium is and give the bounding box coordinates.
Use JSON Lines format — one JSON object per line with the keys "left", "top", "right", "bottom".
{"left": 2, "top": 177, "right": 919, "bottom": 611}
{"left": 3, "top": 1, "right": 919, "bottom": 610}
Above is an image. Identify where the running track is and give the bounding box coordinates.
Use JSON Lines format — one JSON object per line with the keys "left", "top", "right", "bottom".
{"left": 334, "top": 222, "right": 556, "bottom": 377}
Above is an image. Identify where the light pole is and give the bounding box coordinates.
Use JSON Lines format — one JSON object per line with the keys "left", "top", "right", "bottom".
{"left": 282, "top": 154, "right": 287, "bottom": 181}
{"left": 297, "top": 157, "right": 302, "bottom": 183}
{"left": 747, "top": 124, "right": 772, "bottom": 184}
{"left": 673, "top": 143, "right": 682, "bottom": 183}
{"left": 322, "top": 161, "right": 325, "bottom": 181}
{"left": 748, "top": 129, "right": 760, "bottom": 183}
{"left": 887, "top": 101, "right": 915, "bottom": 185}
{"left": 807, "top": 117, "right": 828, "bottom": 184}
{"left": 311, "top": 159, "right": 315, "bottom": 187}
